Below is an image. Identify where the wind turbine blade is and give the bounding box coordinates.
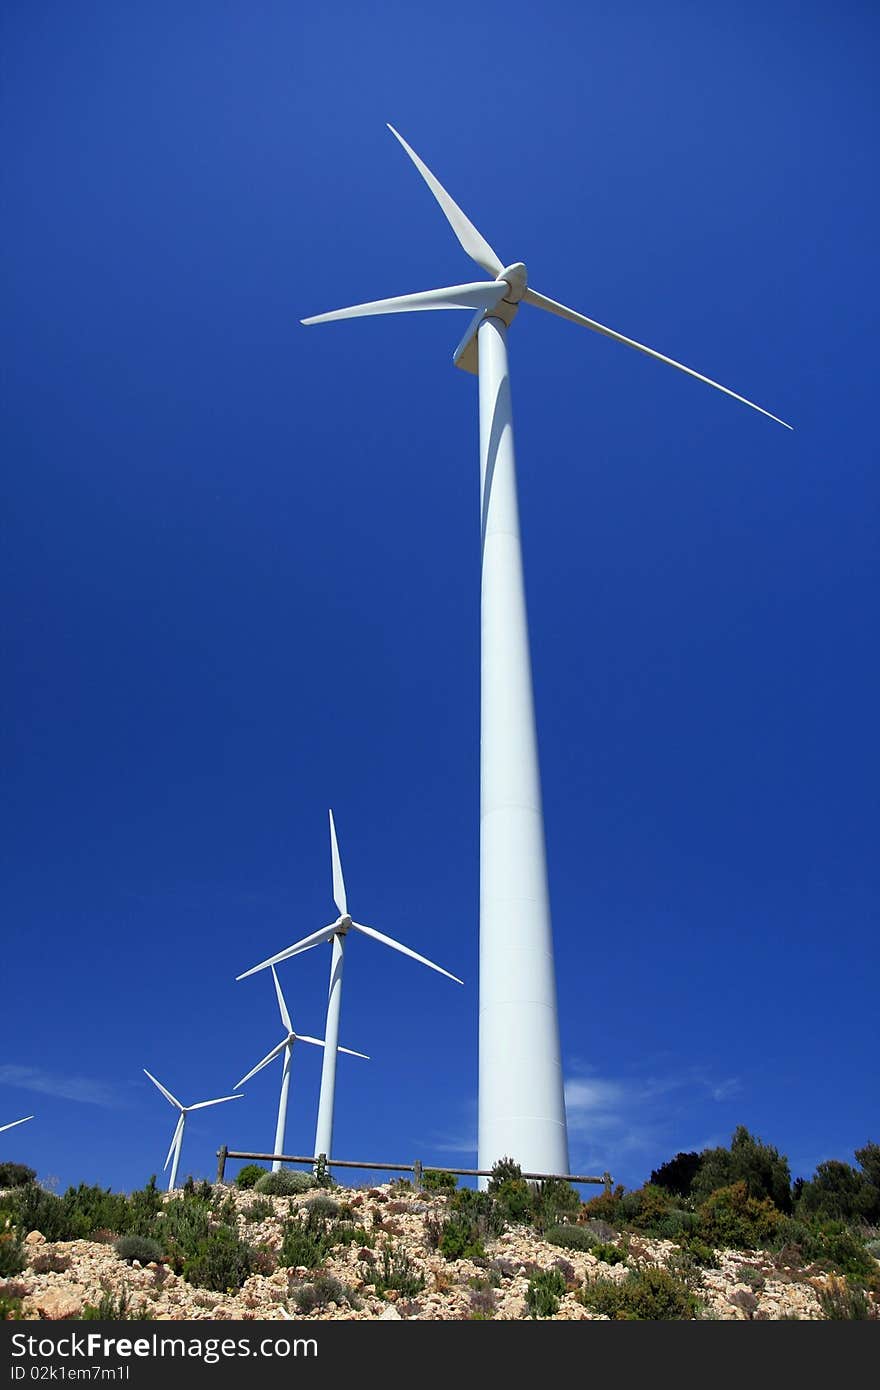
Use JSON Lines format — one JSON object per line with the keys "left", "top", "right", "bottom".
{"left": 164, "top": 1113, "right": 184, "bottom": 1171}
{"left": 236, "top": 923, "right": 339, "bottom": 980}
{"left": 292, "top": 1034, "right": 326, "bottom": 1049}
{"left": 302, "top": 281, "right": 508, "bottom": 326}
{"left": 0, "top": 1116, "right": 34, "bottom": 1133}
{"left": 524, "top": 288, "right": 793, "bottom": 429}
{"left": 350, "top": 921, "right": 463, "bottom": 984}
{"left": 235, "top": 1040, "right": 289, "bottom": 1088}
{"left": 271, "top": 966, "right": 292, "bottom": 1033}
{"left": 387, "top": 124, "right": 504, "bottom": 277}
{"left": 143, "top": 1069, "right": 183, "bottom": 1110}
{"left": 328, "top": 808, "right": 347, "bottom": 916}
{"left": 188, "top": 1094, "right": 244, "bottom": 1111}
{"left": 337, "top": 1045, "right": 370, "bottom": 1060}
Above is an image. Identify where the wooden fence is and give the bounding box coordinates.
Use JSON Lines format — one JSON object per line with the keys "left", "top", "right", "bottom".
{"left": 216, "top": 1145, "right": 612, "bottom": 1193}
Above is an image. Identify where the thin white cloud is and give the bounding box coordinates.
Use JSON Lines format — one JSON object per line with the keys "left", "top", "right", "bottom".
{"left": 0, "top": 1064, "right": 117, "bottom": 1109}
{"left": 564, "top": 1065, "right": 743, "bottom": 1184}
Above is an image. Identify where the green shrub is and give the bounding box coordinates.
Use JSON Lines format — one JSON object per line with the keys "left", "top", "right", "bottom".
{"left": 279, "top": 1212, "right": 330, "bottom": 1270}
{"left": 532, "top": 1179, "right": 581, "bottom": 1232}
{"left": 579, "top": 1186, "right": 625, "bottom": 1225}
{"left": 304, "top": 1195, "right": 339, "bottom": 1219}
{"left": 492, "top": 1178, "right": 534, "bottom": 1225}
{"left": 290, "top": 1273, "right": 358, "bottom": 1313}
{"left": 422, "top": 1169, "right": 457, "bottom": 1193}
{"left": 592, "top": 1241, "right": 627, "bottom": 1266}
{"left": 8, "top": 1185, "right": 66, "bottom": 1242}
{"left": 235, "top": 1164, "right": 266, "bottom": 1191}
{"left": 114, "top": 1234, "right": 164, "bottom": 1265}
{"left": 0, "top": 1163, "right": 36, "bottom": 1190}
{"left": 182, "top": 1227, "right": 255, "bottom": 1292}
{"left": 124, "top": 1178, "right": 164, "bottom": 1236}
{"left": 366, "top": 1243, "right": 424, "bottom": 1297}
{"left": 254, "top": 1170, "right": 314, "bottom": 1196}
{"left": 544, "top": 1224, "right": 597, "bottom": 1253}
{"left": 775, "top": 1220, "right": 878, "bottom": 1286}
{"left": 328, "top": 1223, "right": 373, "bottom": 1250}
{"left": 692, "top": 1127, "right": 792, "bottom": 1213}
{"left": 579, "top": 1266, "right": 700, "bottom": 1320}
{"left": 450, "top": 1188, "right": 506, "bottom": 1238}
{"left": 0, "top": 1229, "right": 25, "bottom": 1277}
{"left": 0, "top": 1284, "right": 26, "bottom": 1319}
{"left": 616, "top": 1184, "right": 677, "bottom": 1234}
{"left": 650, "top": 1152, "right": 703, "bottom": 1198}
{"left": 526, "top": 1268, "right": 566, "bottom": 1318}
{"left": 696, "top": 1182, "right": 782, "bottom": 1250}
{"left": 81, "top": 1289, "right": 152, "bottom": 1320}
{"left": 242, "top": 1197, "right": 275, "bottom": 1224}
{"left": 157, "top": 1194, "right": 212, "bottom": 1270}
{"left": 797, "top": 1152, "right": 880, "bottom": 1225}
{"left": 817, "top": 1276, "right": 878, "bottom": 1320}
{"left": 438, "top": 1214, "right": 485, "bottom": 1261}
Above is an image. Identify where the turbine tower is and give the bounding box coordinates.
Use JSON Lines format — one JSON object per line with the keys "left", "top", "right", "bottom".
{"left": 300, "top": 126, "right": 791, "bottom": 1178}
{"left": 237, "top": 809, "right": 462, "bottom": 1166}
{"left": 235, "top": 965, "right": 369, "bottom": 1171}
{"left": 144, "top": 1070, "right": 242, "bottom": 1191}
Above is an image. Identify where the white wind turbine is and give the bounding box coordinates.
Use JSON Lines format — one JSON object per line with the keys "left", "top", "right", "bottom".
{"left": 0, "top": 1116, "right": 34, "bottom": 1134}
{"left": 301, "top": 126, "right": 792, "bottom": 1180}
{"left": 235, "top": 965, "right": 369, "bottom": 1171}
{"left": 237, "top": 809, "right": 462, "bottom": 1166}
{"left": 144, "top": 1070, "right": 243, "bottom": 1192}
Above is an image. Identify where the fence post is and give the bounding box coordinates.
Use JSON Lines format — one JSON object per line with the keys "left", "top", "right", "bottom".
{"left": 602, "top": 1171, "right": 612, "bottom": 1197}
{"left": 216, "top": 1146, "right": 228, "bottom": 1185}
{"left": 412, "top": 1159, "right": 423, "bottom": 1192}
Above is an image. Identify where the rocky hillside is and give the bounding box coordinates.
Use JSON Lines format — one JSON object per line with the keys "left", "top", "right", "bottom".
{"left": 4, "top": 1180, "right": 877, "bottom": 1321}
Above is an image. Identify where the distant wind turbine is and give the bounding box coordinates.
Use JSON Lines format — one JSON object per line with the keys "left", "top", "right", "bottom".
{"left": 300, "top": 125, "right": 792, "bottom": 1179}
{"left": 144, "top": 1070, "right": 242, "bottom": 1192}
{"left": 0, "top": 1116, "right": 34, "bottom": 1134}
{"left": 237, "top": 809, "right": 462, "bottom": 1166}
{"left": 235, "top": 965, "right": 369, "bottom": 1171}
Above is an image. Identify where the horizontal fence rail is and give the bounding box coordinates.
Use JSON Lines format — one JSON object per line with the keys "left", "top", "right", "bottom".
{"left": 216, "top": 1145, "right": 612, "bottom": 1192}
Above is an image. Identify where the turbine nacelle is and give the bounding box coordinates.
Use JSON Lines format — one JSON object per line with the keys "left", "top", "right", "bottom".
{"left": 498, "top": 262, "right": 528, "bottom": 303}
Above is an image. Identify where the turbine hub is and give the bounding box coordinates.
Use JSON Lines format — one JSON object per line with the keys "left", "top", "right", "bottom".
{"left": 337, "top": 914, "right": 353, "bottom": 934}
{"left": 497, "top": 262, "right": 528, "bottom": 303}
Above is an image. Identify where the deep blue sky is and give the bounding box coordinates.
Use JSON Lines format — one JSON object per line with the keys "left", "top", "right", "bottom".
{"left": 2, "top": 2, "right": 877, "bottom": 1196}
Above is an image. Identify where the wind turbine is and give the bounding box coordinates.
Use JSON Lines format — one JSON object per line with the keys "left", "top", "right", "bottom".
{"left": 0, "top": 1116, "right": 34, "bottom": 1134}
{"left": 300, "top": 126, "right": 792, "bottom": 1180}
{"left": 237, "top": 809, "right": 462, "bottom": 1166}
{"left": 144, "top": 1069, "right": 243, "bottom": 1192}
{"left": 235, "top": 965, "right": 369, "bottom": 1171}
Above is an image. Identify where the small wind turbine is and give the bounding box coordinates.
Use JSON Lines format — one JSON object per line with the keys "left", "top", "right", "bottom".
{"left": 237, "top": 809, "right": 462, "bottom": 1166}
{"left": 235, "top": 965, "right": 369, "bottom": 1171}
{"left": 0, "top": 1116, "right": 34, "bottom": 1134}
{"left": 300, "top": 126, "right": 791, "bottom": 1179}
{"left": 144, "top": 1070, "right": 243, "bottom": 1192}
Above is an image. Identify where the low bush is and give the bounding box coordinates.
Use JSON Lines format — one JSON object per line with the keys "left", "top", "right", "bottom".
{"left": 438, "top": 1214, "right": 485, "bottom": 1261}
{"left": 0, "top": 1282, "right": 27, "bottom": 1320}
{"left": 579, "top": 1266, "right": 700, "bottom": 1320}
{"left": 114, "top": 1234, "right": 164, "bottom": 1266}
{"left": 81, "top": 1289, "right": 152, "bottom": 1320}
{"left": 254, "top": 1170, "right": 314, "bottom": 1197}
{"left": 0, "top": 1164, "right": 36, "bottom": 1190}
{"left": 235, "top": 1165, "right": 266, "bottom": 1191}
{"left": 816, "top": 1275, "right": 878, "bottom": 1320}
{"left": 422, "top": 1169, "right": 457, "bottom": 1193}
{"left": 242, "top": 1198, "right": 274, "bottom": 1224}
{"left": 290, "top": 1273, "right": 359, "bottom": 1313}
{"left": 278, "top": 1211, "right": 330, "bottom": 1270}
{"left": 0, "top": 1229, "right": 25, "bottom": 1278}
{"left": 182, "top": 1227, "right": 255, "bottom": 1292}
{"left": 365, "top": 1243, "right": 424, "bottom": 1297}
{"left": 695, "top": 1182, "right": 781, "bottom": 1250}
{"left": 544, "top": 1224, "right": 597, "bottom": 1253}
{"left": 328, "top": 1222, "right": 373, "bottom": 1250}
{"left": 304, "top": 1195, "right": 339, "bottom": 1219}
{"left": 526, "top": 1268, "right": 566, "bottom": 1318}
{"left": 532, "top": 1179, "right": 581, "bottom": 1232}
{"left": 592, "top": 1241, "right": 627, "bottom": 1266}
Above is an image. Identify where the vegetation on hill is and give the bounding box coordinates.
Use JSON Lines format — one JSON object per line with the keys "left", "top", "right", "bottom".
{"left": 0, "top": 1129, "right": 877, "bottom": 1319}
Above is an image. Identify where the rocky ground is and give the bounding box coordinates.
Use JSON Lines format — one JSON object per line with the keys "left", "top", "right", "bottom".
{"left": 4, "top": 1182, "right": 869, "bottom": 1320}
